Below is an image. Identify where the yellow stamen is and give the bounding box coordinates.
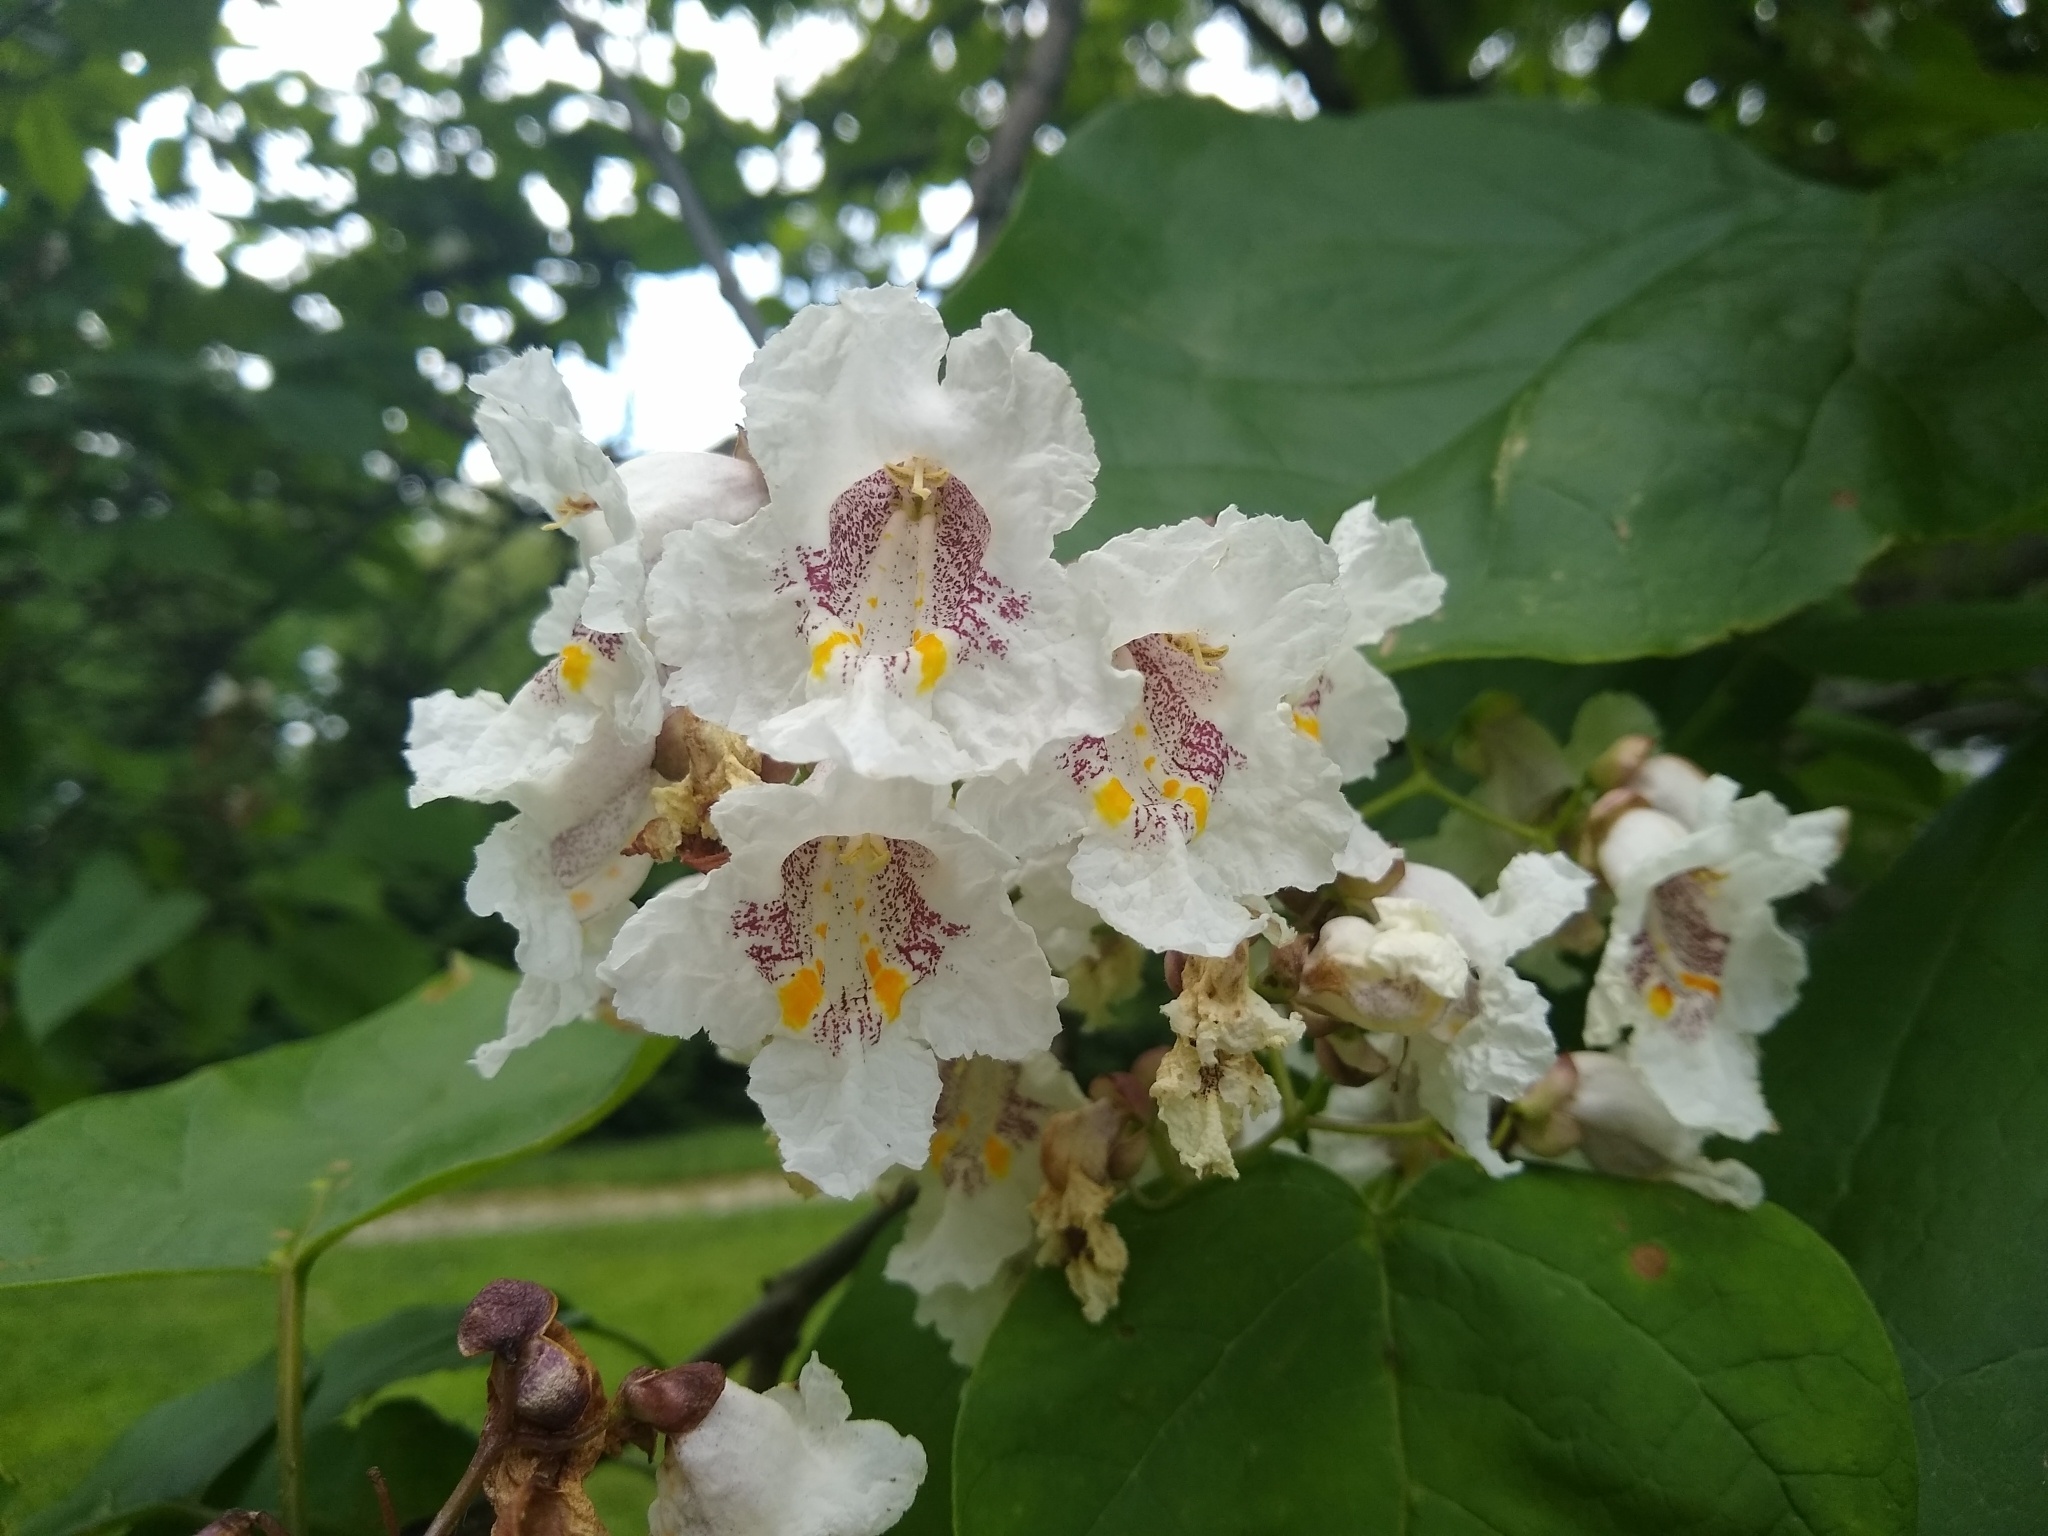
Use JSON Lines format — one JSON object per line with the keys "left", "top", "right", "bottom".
{"left": 778, "top": 964, "right": 825, "bottom": 1029}
{"left": 865, "top": 947, "right": 910, "bottom": 1021}
{"left": 559, "top": 643, "right": 594, "bottom": 693}
{"left": 983, "top": 1135, "right": 1012, "bottom": 1179}
{"left": 1163, "top": 631, "right": 1229, "bottom": 670}
{"left": 810, "top": 630, "right": 856, "bottom": 680}
{"left": 1093, "top": 777, "right": 1135, "bottom": 824}
{"left": 912, "top": 631, "right": 948, "bottom": 693}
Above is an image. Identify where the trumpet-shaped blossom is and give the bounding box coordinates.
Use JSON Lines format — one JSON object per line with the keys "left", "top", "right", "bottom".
{"left": 1586, "top": 757, "right": 1846, "bottom": 1140}
{"left": 886, "top": 1053, "right": 1084, "bottom": 1364}
{"left": 1300, "top": 853, "right": 1591, "bottom": 1172}
{"left": 960, "top": 509, "right": 1356, "bottom": 957}
{"left": 463, "top": 768, "right": 655, "bottom": 1076}
{"left": 472, "top": 349, "right": 634, "bottom": 560}
{"left": 1290, "top": 500, "right": 1446, "bottom": 787}
{"left": 648, "top": 1354, "right": 926, "bottom": 1536}
{"left": 647, "top": 286, "right": 1134, "bottom": 783}
{"left": 599, "top": 771, "right": 1064, "bottom": 1197}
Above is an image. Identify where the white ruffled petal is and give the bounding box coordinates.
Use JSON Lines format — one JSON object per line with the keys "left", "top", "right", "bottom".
{"left": 471, "top": 348, "right": 632, "bottom": 552}
{"left": 1066, "top": 832, "right": 1261, "bottom": 957}
{"left": 1328, "top": 499, "right": 1446, "bottom": 646}
{"left": 619, "top": 448, "right": 767, "bottom": 563}
{"left": 529, "top": 569, "right": 591, "bottom": 655}
{"left": 1302, "top": 644, "right": 1409, "bottom": 782}
{"left": 599, "top": 871, "right": 782, "bottom": 1057}
{"left": 750, "top": 1028, "right": 943, "bottom": 1199}
{"left": 473, "top": 901, "right": 634, "bottom": 1078}
{"left": 650, "top": 1354, "right": 926, "bottom": 1536}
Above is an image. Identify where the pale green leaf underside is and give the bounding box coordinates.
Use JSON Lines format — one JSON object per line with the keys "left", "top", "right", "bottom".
{"left": 954, "top": 99, "right": 2048, "bottom": 663}
{"left": 0, "top": 959, "right": 666, "bottom": 1286}
{"left": 955, "top": 1158, "right": 1914, "bottom": 1535}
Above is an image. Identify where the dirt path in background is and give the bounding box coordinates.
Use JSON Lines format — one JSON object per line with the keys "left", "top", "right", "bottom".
{"left": 343, "top": 1171, "right": 803, "bottom": 1245}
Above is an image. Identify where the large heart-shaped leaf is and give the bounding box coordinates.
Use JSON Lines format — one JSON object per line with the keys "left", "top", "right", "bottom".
{"left": 0, "top": 958, "right": 668, "bottom": 1286}
{"left": 953, "top": 99, "right": 2048, "bottom": 663}
{"left": 1749, "top": 728, "right": 2048, "bottom": 1534}
{"left": 955, "top": 1157, "right": 1914, "bottom": 1535}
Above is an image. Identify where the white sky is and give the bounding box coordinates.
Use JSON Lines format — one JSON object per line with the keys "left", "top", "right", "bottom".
{"left": 97, "top": 0, "right": 1292, "bottom": 456}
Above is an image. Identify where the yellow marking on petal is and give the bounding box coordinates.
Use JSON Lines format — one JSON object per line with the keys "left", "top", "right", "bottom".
{"left": 853, "top": 896, "right": 866, "bottom": 914}
{"left": 1180, "top": 784, "right": 1210, "bottom": 833}
{"left": 1093, "top": 777, "right": 1135, "bottom": 824}
{"left": 1647, "top": 983, "right": 1675, "bottom": 1020}
{"left": 930, "top": 1129, "right": 958, "bottom": 1164}
{"left": 1132, "top": 723, "right": 1147, "bottom": 738}
{"left": 865, "top": 947, "right": 910, "bottom": 1021}
{"left": 569, "top": 889, "right": 594, "bottom": 913}
{"left": 558, "top": 643, "right": 594, "bottom": 693}
{"left": 777, "top": 964, "right": 825, "bottom": 1030}
{"left": 1292, "top": 709, "right": 1322, "bottom": 740}
{"left": 810, "top": 631, "right": 856, "bottom": 680}
{"left": 867, "top": 595, "right": 879, "bottom": 608}
{"left": 814, "top": 922, "right": 829, "bottom": 938}
{"left": 1679, "top": 971, "right": 1722, "bottom": 998}
{"left": 1161, "top": 777, "right": 1182, "bottom": 798}
{"left": 912, "top": 630, "right": 948, "bottom": 693}
{"left": 983, "top": 1135, "right": 1013, "bottom": 1179}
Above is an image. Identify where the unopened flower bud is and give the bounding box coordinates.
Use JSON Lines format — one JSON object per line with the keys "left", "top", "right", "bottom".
{"left": 1298, "top": 911, "right": 1473, "bottom": 1036}
{"left": 1314, "top": 1031, "right": 1389, "bottom": 1087}
{"left": 1163, "top": 950, "right": 1186, "bottom": 996}
{"left": 1587, "top": 733, "right": 1656, "bottom": 792}
{"left": 458, "top": 1278, "right": 557, "bottom": 1358}
{"left": 1264, "top": 930, "right": 1312, "bottom": 993}
{"left": 1510, "top": 1055, "right": 1583, "bottom": 1158}
{"left": 1333, "top": 856, "right": 1405, "bottom": 907}
{"left": 619, "top": 1361, "right": 728, "bottom": 1438}
{"left": 510, "top": 1334, "right": 591, "bottom": 1430}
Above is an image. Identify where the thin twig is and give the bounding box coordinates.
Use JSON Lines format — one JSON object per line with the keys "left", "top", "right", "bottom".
{"left": 368, "top": 1467, "right": 401, "bottom": 1536}
{"left": 1221, "top": 0, "right": 1357, "bottom": 113}
{"left": 968, "top": 0, "right": 1086, "bottom": 246}
{"left": 692, "top": 1184, "right": 916, "bottom": 1389}
{"left": 557, "top": 5, "right": 767, "bottom": 345}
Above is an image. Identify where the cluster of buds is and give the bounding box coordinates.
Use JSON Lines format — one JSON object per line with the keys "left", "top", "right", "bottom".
{"left": 1031, "top": 1059, "right": 1155, "bottom": 1322}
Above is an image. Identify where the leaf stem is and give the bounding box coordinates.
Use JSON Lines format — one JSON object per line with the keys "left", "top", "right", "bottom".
{"left": 1362, "top": 751, "right": 1555, "bottom": 849}
{"left": 1355, "top": 770, "right": 1433, "bottom": 823}
{"left": 276, "top": 1262, "right": 308, "bottom": 1535}
{"left": 1304, "top": 1115, "right": 1440, "bottom": 1139}
{"left": 1262, "top": 1049, "right": 1300, "bottom": 1125}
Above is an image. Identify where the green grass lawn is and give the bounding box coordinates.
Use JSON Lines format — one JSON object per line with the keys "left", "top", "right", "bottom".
{"left": 0, "top": 1126, "right": 856, "bottom": 1533}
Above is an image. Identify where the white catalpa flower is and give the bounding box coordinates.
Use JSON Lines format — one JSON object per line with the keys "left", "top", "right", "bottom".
{"left": 1586, "top": 757, "right": 1847, "bottom": 1141}
{"left": 1300, "top": 852, "right": 1592, "bottom": 1173}
{"left": 960, "top": 509, "right": 1356, "bottom": 957}
{"left": 471, "top": 349, "right": 633, "bottom": 560}
{"left": 599, "top": 770, "right": 1064, "bottom": 1198}
{"left": 1009, "top": 850, "right": 1101, "bottom": 973}
{"left": 649, "top": 1354, "right": 926, "bottom": 1536}
{"left": 406, "top": 626, "right": 664, "bottom": 812}
{"left": 886, "top": 1052, "right": 1084, "bottom": 1365}
{"left": 1517, "top": 1051, "right": 1764, "bottom": 1209}
{"left": 463, "top": 768, "right": 656, "bottom": 1075}
{"left": 647, "top": 286, "right": 1134, "bottom": 783}
{"left": 1289, "top": 499, "right": 1445, "bottom": 788}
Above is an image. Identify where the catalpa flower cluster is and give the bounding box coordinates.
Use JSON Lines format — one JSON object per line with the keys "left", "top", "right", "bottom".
{"left": 408, "top": 288, "right": 1848, "bottom": 1385}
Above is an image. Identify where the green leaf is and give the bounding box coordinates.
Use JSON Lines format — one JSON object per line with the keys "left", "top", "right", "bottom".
{"left": 12, "top": 94, "right": 89, "bottom": 214}
{"left": 301, "top": 1304, "right": 469, "bottom": 1428}
{"left": 955, "top": 1158, "right": 1914, "bottom": 1535}
{"left": 21, "top": 1307, "right": 479, "bottom": 1536}
{"left": 296, "top": 1400, "right": 476, "bottom": 1536}
{"left": 15, "top": 856, "right": 208, "bottom": 1041}
{"left": 1749, "top": 729, "right": 2048, "bottom": 1534}
{"left": 954, "top": 99, "right": 2048, "bottom": 663}
{"left": 811, "top": 1218, "right": 966, "bottom": 1536}
{"left": 0, "top": 958, "right": 670, "bottom": 1286}
{"left": 1767, "top": 599, "right": 2048, "bottom": 680}
{"left": 18, "top": 1351, "right": 275, "bottom": 1536}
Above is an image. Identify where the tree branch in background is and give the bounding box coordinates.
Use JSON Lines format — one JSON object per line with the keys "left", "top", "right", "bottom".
{"left": 967, "top": 0, "right": 1087, "bottom": 249}
{"left": 558, "top": 5, "right": 768, "bottom": 346}
{"left": 1222, "top": 0, "right": 1358, "bottom": 114}
{"left": 1380, "top": 0, "right": 1470, "bottom": 98}
{"left": 691, "top": 1183, "right": 916, "bottom": 1389}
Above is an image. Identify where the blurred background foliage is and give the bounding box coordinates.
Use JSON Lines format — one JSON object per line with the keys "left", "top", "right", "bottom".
{"left": 2, "top": 0, "right": 2044, "bottom": 1130}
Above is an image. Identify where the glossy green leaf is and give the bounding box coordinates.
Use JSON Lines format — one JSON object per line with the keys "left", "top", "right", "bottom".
{"left": 16, "top": 856, "right": 208, "bottom": 1041}
{"left": 955, "top": 1158, "right": 1914, "bottom": 1536}
{"left": 1768, "top": 599, "right": 2048, "bottom": 680}
{"left": 955, "top": 99, "right": 2048, "bottom": 663}
{"left": 1750, "top": 729, "right": 2048, "bottom": 1534}
{"left": 21, "top": 1307, "right": 478, "bottom": 1536}
{"left": 0, "top": 959, "right": 669, "bottom": 1286}
{"left": 17, "top": 1351, "right": 275, "bottom": 1536}
{"left": 810, "top": 1218, "right": 966, "bottom": 1536}
{"left": 12, "top": 94, "right": 88, "bottom": 214}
